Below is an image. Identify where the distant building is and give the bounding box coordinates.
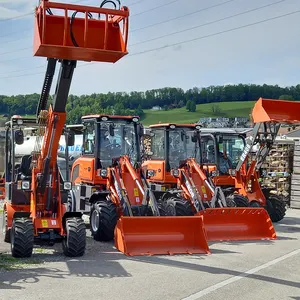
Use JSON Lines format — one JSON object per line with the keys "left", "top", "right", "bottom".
{"left": 151, "top": 106, "right": 162, "bottom": 111}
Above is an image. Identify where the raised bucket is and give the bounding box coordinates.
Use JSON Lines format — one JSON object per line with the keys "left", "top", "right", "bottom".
{"left": 33, "top": 1, "right": 129, "bottom": 62}
{"left": 198, "top": 207, "right": 276, "bottom": 241}
{"left": 114, "top": 216, "right": 210, "bottom": 256}
{"left": 252, "top": 98, "right": 300, "bottom": 124}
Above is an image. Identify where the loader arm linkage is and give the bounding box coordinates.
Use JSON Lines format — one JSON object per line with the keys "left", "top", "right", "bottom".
{"left": 178, "top": 158, "right": 227, "bottom": 210}
{"left": 4, "top": 0, "right": 130, "bottom": 258}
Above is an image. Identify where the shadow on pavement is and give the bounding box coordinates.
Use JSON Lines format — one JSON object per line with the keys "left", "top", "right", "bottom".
{"left": 128, "top": 254, "right": 300, "bottom": 290}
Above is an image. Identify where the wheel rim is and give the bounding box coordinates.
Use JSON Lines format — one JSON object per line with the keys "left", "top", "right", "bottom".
{"left": 166, "top": 204, "right": 176, "bottom": 216}
{"left": 2, "top": 210, "right": 6, "bottom": 234}
{"left": 91, "top": 210, "right": 99, "bottom": 232}
{"left": 10, "top": 222, "right": 15, "bottom": 251}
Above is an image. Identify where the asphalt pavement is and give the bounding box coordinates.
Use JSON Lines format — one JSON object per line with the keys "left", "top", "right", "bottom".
{"left": 0, "top": 208, "right": 300, "bottom": 300}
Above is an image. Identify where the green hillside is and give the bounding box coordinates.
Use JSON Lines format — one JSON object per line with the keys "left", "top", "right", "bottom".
{"left": 142, "top": 101, "right": 255, "bottom": 125}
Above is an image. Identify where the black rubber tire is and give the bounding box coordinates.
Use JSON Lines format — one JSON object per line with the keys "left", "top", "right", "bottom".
{"left": 157, "top": 201, "right": 167, "bottom": 216}
{"left": 3, "top": 209, "right": 11, "bottom": 243}
{"left": 224, "top": 196, "right": 237, "bottom": 207}
{"left": 266, "top": 195, "right": 286, "bottom": 223}
{"left": 90, "top": 200, "right": 118, "bottom": 242}
{"left": 249, "top": 201, "right": 261, "bottom": 207}
{"left": 165, "top": 196, "right": 194, "bottom": 216}
{"left": 67, "top": 190, "right": 76, "bottom": 212}
{"left": 11, "top": 218, "right": 34, "bottom": 258}
{"left": 232, "top": 194, "right": 249, "bottom": 207}
{"left": 62, "top": 217, "right": 86, "bottom": 257}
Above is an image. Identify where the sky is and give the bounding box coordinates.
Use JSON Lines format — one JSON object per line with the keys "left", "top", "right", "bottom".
{"left": 0, "top": 0, "right": 299, "bottom": 96}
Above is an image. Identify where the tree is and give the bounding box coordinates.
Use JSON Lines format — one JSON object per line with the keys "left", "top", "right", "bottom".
{"left": 134, "top": 104, "right": 145, "bottom": 118}
{"left": 279, "top": 94, "right": 294, "bottom": 100}
{"left": 189, "top": 100, "right": 196, "bottom": 112}
{"left": 186, "top": 100, "right": 192, "bottom": 111}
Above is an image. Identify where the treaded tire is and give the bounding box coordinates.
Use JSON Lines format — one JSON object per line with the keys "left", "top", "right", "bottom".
{"left": 11, "top": 218, "right": 34, "bottom": 258}
{"left": 165, "top": 197, "right": 194, "bottom": 216}
{"left": 224, "top": 195, "right": 237, "bottom": 207}
{"left": 233, "top": 194, "right": 249, "bottom": 207}
{"left": 266, "top": 195, "right": 286, "bottom": 223}
{"left": 3, "top": 209, "right": 11, "bottom": 243}
{"left": 90, "top": 200, "right": 118, "bottom": 242}
{"left": 62, "top": 217, "right": 86, "bottom": 257}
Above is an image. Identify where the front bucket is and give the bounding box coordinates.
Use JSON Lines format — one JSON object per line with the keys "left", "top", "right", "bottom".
{"left": 114, "top": 216, "right": 210, "bottom": 256}
{"left": 252, "top": 98, "right": 300, "bottom": 124}
{"left": 198, "top": 207, "right": 276, "bottom": 242}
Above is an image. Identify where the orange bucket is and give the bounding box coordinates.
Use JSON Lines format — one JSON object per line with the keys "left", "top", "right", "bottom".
{"left": 198, "top": 207, "right": 276, "bottom": 241}
{"left": 252, "top": 98, "right": 300, "bottom": 124}
{"left": 33, "top": 1, "right": 129, "bottom": 62}
{"left": 114, "top": 216, "right": 210, "bottom": 256}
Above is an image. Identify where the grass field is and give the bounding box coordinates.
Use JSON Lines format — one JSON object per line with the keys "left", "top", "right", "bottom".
{"left": 142, "top": 101, "right": 255, "bottom": 125}
{"left": 0, "top": 102, "right": 255, "bottom": 126}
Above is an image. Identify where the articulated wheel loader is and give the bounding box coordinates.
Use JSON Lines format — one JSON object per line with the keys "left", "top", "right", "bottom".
{"left": 3, "top": 0, "right": 131, "bottom": 257}
{"left": 70, "top": 115, "right": 210, "bottom": 256}
{"left": 200, "top": 97, "right": 300, "bottom": 222}
{"left": 142, "top": 123, "right": 276, "bottom": 242}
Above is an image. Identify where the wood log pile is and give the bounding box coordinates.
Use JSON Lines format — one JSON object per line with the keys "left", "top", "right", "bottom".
{"left": 290, "top": 140, "right": 300, "bottom": 209}
{"left": 259, "top": 141, "right": 294, "bottom": 206}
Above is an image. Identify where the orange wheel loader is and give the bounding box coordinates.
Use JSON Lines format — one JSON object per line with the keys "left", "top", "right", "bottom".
{"left": 142, "top": 123, "right": 276, "bottom": 242}
{"left": 69, "top": 115, "right": 210, "bottom": 256}
{"left": 200, "top": 97, "right": 300, "bottom": 222}
{"left": 2, "top": 0, "right": 130, "bottom": 257}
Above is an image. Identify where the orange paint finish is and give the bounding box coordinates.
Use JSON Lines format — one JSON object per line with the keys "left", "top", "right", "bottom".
{"left": 114, "top": 216, "right": 210, "bottom": 256}
{"left": 252, "top": 97, "right": 300, "bottom": 124}
{"left": 142, "top": 160, "right": 176, "bottom": 184}
{"left": 198, "top": 207, "right": 276, "bottom": 241}
{"left": 33, "top": 0, "right": 129, "bottom": 63}
{"left": 4, "top": 202, "right": 30, "bottom": 229}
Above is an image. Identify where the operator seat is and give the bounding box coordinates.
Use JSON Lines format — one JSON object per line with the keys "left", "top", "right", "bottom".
{"left": 17, "top": 155, "right": 32, "bottom": 180}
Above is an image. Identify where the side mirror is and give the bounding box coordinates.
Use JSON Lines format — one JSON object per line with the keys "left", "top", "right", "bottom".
{"left": 181, "top": 131, "right": 185, "bottom": 141}
{"left": 14, "top": 129, "right": 24, "bottom": 145}
{"left": 67, "top": 131, "right": 75, "bottom": 146}
{"left": 109, "top": 124, "right": 114, "bottom": 136}
{"left": 137, "top": 124, "right": 144, "bottom": 137}
{"left": 191, "top": 131, "right": 198, "bottom": 143}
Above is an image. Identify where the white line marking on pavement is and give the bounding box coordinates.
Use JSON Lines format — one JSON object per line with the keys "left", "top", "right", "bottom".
{"left": 181, "top": 248, "right": 300, "bottom": 300}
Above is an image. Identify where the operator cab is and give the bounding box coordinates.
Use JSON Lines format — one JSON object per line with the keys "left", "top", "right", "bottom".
{"left": 4, "top": 116, "right": 38, "bottom": 205}
{"left": 4, "top": 115, "right": 74, "bottom": 206}
{"left": 143, "top": 123, "right": 201, "bottom": 183}
{"left": 199, "top": 128, "right": 250, "bottom": 176}
{"left": 71, "top": 115, "right": 142, "bottom": 184}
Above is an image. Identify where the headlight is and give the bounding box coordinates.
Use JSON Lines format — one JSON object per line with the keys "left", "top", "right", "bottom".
{"left": 229, "top": 169, "right": 236, "bottom": 176}
{"left": 63, "top": 181, "right": 72, "bottom": 190}
{"left": 100, "top": 169, "right": 108, "bottom": 177}
{"left": 211, "top": 170, "right": 219, "bottom": 177}
{"left": 22, "top": 181, "right": 30, "bottom": 190}
{"left": 132, "top": 117, "right": 139, "bottom": 122}
{"left": 147, "top": 170, "right": 155, "bottom": 177}
{"left": 101, "top": 116, "right": 108, "bottom": 121}
{"left": 170, "top": 125, "right": 176, "bottom": 129}
{"left": 171, "top": 169, "right": 179, "bottom": 177}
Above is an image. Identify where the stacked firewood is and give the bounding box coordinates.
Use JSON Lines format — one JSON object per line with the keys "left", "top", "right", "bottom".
{"left": 259, "top": 141, "right": 294, "bottom": 205}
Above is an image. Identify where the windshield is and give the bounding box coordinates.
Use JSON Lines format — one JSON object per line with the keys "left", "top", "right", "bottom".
{"left": 149, "top": 127, "right": 199, "bottom": 168}
{"left": 201, "top": 134, "right": 245, "bottom": 173}
{"left": 218, "top": 134, "right": 245, "bottom": 169}
{"left": 169, "top": 129, "right": 199, "bottom": 168}
{"left": 99, "top": 121, "right": 138, "bottom": 167}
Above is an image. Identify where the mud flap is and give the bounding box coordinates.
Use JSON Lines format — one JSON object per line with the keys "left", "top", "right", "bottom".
{"left": 114, "top": 216, "right": 210, "bottom": 256}
{"left": 199, "top": 207, "right": 276, "bottom": 241}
